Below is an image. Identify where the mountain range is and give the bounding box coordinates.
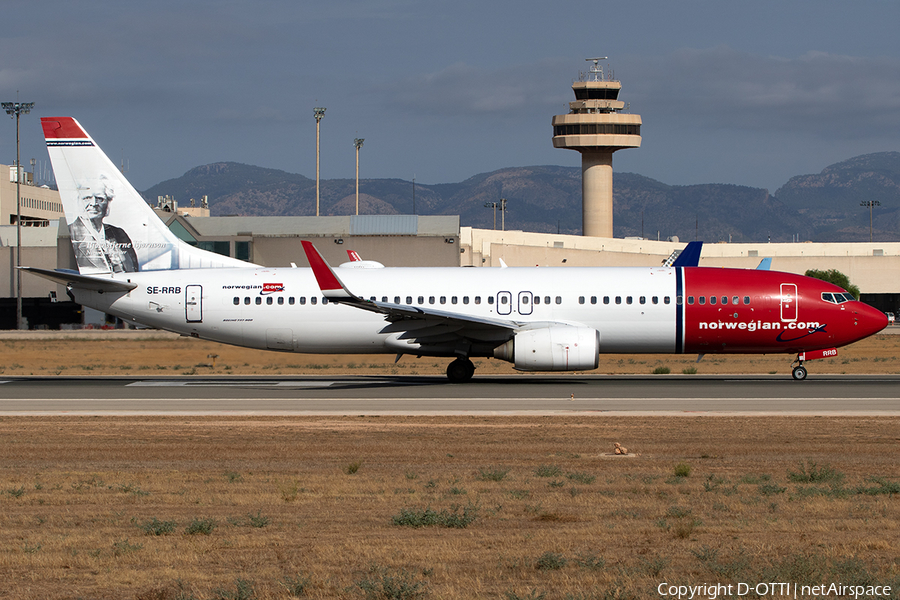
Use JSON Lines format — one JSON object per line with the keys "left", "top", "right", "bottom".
{"left": 143, "top": 151, "right": 900, "bottom": 243}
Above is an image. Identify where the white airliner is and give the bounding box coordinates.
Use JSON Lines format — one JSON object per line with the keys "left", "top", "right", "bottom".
{"left": 25, "top": 117, "right": 887, "bottom": 381}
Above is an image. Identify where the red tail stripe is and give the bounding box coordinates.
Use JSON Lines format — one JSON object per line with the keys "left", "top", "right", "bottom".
{"left": 41, "top": 117, "right": 89, "bottom": 139}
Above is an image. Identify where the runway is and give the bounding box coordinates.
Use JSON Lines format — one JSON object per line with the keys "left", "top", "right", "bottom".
{"left": 0, "top": 374, "right": 898, "bottom": 415}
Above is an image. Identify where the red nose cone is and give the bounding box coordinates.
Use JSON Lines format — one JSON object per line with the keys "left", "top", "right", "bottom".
{"left": 856, "top": 302, "right": 889, "bottom": 339}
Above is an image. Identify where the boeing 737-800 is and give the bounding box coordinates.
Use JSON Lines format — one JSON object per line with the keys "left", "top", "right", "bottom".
{"left": 25, "top": 117, "right": 887, "bottom": 382}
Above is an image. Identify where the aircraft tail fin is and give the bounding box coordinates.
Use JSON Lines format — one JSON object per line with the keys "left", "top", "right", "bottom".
{"left": 670, "top": 241, "right": 703, "bottom": 267}
{"left": 41, "top": 117, "right": 253, "bottom": 275}
{"left": 756, "top": 257, "right": 772, "bottom": 270}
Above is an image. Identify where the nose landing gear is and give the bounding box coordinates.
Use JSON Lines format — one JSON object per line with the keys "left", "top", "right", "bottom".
{"left": 790, "top": 348, "right": 838, "bottom": 381}
{"left": 791, "top": 362, "right": 808, "bottom": 381}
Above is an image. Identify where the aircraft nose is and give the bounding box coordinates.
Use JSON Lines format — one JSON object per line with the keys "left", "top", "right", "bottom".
{"left": 855, "top": 302, "right": 889, "bottom": 337}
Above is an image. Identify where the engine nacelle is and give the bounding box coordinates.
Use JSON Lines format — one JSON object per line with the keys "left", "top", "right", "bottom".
{"left": 493, "top": 326, "right": 600, "bottom": 371}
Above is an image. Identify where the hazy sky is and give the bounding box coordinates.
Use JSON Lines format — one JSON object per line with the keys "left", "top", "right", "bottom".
{"left": 3, "top": 0, "right": 900, "bottom": 192}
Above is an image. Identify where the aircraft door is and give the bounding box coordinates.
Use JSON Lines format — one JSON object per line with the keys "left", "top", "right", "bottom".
{"left": 518, "top": 291, "right": 533, "bottom": 315}
{"left": 186, "top": 285, "right": 203, "bottom": 323}
{"left": 780, "top": 283, "right": 798, "bottom": 322}
{"left": 497, "top": 291, "right": 512, "bottom": 315}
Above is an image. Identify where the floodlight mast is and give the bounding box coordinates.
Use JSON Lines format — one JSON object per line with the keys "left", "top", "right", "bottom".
{"left": 2, "top": 100, "right": 34, "bottom": 330}
{"left": 354, "top": 138, "right": 364, "bottom": 216}
{"left": 314, "top": 107, "right": 326, "bottom": 216}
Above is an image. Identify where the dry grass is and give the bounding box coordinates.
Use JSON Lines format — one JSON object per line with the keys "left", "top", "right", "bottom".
{"left": 1, "top": 416, "right": 899, "bottom": 599}
{"left": 0, "top": 330, "right": 899, "bottom": 377}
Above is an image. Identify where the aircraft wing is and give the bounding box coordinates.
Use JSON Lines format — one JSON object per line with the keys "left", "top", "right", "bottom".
{"left": 21, "top": 267, "right": 138, "bottom": 293}
{"left": 301, "top": 241, "right": 557, "bottom": 350}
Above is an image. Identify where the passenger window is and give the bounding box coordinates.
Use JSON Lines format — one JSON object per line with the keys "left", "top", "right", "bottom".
{"left": 555, "top": 296, "right": 562, "bottom": 305}
{"left": 266, "top": 297, "right": 273, "bottom": 305}
{"left": 652, "top": 296, "right": 658, "bottom": 304}
{"left": 439, "top": 296, "right": 445, "bottom": 304}
{"left": 244, "top": 297, "right": 250, "bottom": 305}
{"left": 369, "top": 296, "right": 376, "bottom": 302}
{"left": 256, "top": 297, "right": 262, "bottom": 305}
{"left": 394, "top": 296, "right": 400, "bottom": 304}
{"left": 289, "top": 297, "right": 295, "bottom": 305}
{"left": 522, "top": 296, "right": 529, "bottom": 304}
{"left": 603, "top": 296, "right": 610, "bottom": 305}
{"left": 475, "top": 296, "right": 481, "bottom": 305}
{"left": 418, "top": 296, "right": 424, "bottom": 304}
{"left": 615, "top": 296, "right": 622, "bottom": 305}
{"left": 709, "top": 296, "right": 716, "bottom": 305}
{"left": 732, "top": 296, "right": 739, "bottom": 305}
{"left": 500, "top": 296, "right": 507, "bottom": 305}
{"left": 451, "top": 296, "right": 457, "bottom": 304}
{"left": 639, "top": 296, "right": 646, "bottom": 305}
{"left": 311, "top": 297, "right": 317, "bottom": 305}
{"left": 699, "top": 297, "right": 706, "bottom": 305}
{"left": 489, "top": 296, "right": 494, "bottom": 304}
{"left": 463, "top": 296, "right": 469, "bottom": 304}
{"left": 721, "top": 296, "right": 727, "bottom": 305}
{"left": 688, "top": 296, "right": 694, "bottom": 305}
{"left": 534, "top": 296, "right": 540, "bottom": 305}
{"left": 626, "top": 296, "right": 633, "bottom": 305}
{"left": 406, "top": 296, "right": 413, "bottom": 304}
{"left": 277, "top": 297, "right": 284, "bottom": 305}
{"left": 743, "top": 296, "right": 750, "bottom": 305}
{"left": 591, "top": 296, "right": 597, "bottom": 305}
{"left": 579, "top": 296, "right": 585, "bottom": 305}
{"left": 666, "top": 296, "right": 672, "bottom": 305}
{"left": 544, "top": 296, "right": 551, "bottom": 304}
{"left": 675, "top": 295, "right": 682, "bottom": 305}
{"left": 299, "top": 297, "right": 306, "bottom": 305}
{"left": 322, "top": 298, "right": 328, "bottom": 305}
{"left": 382, "top": 296, "right": 388, "bottom": 303}
{"left": 233, "top": 297, "right": 239, "bottom": 305}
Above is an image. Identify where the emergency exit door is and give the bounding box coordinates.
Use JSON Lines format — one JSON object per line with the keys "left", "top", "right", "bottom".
{"left": 186, "top": 285, "right": 203, "bottom": 323}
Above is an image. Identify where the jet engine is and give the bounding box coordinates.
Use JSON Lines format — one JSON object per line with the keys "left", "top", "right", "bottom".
{"left": 493, "top": 326, "right": 600, "bottom": 371}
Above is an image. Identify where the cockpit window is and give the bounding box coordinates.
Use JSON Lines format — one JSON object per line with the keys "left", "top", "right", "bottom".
{"left": 822, "top": 292, "right": 854, "bottom": 304}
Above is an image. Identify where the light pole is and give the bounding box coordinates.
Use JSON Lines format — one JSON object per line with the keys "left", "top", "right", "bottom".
{"left": 354, "top": 138, "right": 364, "bottom": 216}
{"left": 2, "top": 100, "right": 34, "bottom": 330}
{"left": 484, "top": 201, "right": 498, "bottom": 230}
{"left": 313, "top": 107, "right": 326, "bottom": 216}
{"left": 860, "top": 200, "right": 880, "bottom": 242}
{"left": 499, "top": 198, "right": 507, "bottom": 231}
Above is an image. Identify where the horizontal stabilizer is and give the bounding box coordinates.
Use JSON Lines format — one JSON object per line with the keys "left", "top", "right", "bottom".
{"left": 21, "top": 267, "right": 137, "bottom": 293}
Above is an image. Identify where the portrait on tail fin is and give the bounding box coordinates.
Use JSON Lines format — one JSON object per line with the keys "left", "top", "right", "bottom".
{"left": 69, "top": 176, "right": 139, "bottom": 273}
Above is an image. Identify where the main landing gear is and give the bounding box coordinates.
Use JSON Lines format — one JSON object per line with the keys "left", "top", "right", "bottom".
{"left": 447, "top": 357, "right": 476, "bottom": 383}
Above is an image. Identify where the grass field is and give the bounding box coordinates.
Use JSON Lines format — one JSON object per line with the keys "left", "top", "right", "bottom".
{"left": 0, "top": 332, "right": 898, "bottom": 598}
{"left": 1, "top": 416, "right": 899, "bottom": 599}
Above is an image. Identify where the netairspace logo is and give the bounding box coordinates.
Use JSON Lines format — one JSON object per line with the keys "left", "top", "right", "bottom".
{"left": 657, "top": 582, "right": 893, "bottom": 599}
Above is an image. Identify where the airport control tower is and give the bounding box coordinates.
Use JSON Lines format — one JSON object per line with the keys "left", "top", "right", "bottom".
{"left": 552, "top": 58, "right": 641, "bottom": 237}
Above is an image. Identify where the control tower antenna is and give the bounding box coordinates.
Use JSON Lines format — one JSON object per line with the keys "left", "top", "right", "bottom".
{"left": 552, "top": 57, "right": 642, "bottom": 237}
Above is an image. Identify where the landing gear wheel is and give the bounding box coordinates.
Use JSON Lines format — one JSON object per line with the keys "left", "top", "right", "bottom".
{"left": 791, "top": 365, "right": 808, "bottom": 381}
{"left": 446, "top": 358, "right": 475, "bottom": 383}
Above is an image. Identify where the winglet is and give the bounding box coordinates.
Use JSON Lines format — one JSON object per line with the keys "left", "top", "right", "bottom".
{"left": 301, "top": 241, "right": 354, "bottom": 300}
{"left": 671, "top": 241, "right": 703, "bottom": 267}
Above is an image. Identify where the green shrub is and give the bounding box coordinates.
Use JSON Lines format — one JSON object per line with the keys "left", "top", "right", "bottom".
{"left": 343, "top": 461, "right": 362, "bottom": 475}
{"left": 566, "top": 471, "right": 596, "bottom": 485}
{"left": 788, "top": 461, "right": 845, "bottom": 484}
{"left": 478, "top": 467, "right": 510, "bottom": 481}
{"left": 185, "top": 517, "right": 217, "bottom": 535}
{"left": 535, "top": 551, "right": 568, "bottom": 571}
{"left": 652, "top": 366, "right": 671, "bottom": 374}
{"left": 534, "top": 465, "right": 562, "bottom": 477}
{"left": 355, "top": 565, "right": 428, "bottom": 600}
{"left": 673, "top": 463, "right": 691, "bottom": 478}
{"left": 139, "top": 517, "right": 176, "bottom": 536}
{"left": 392, "top": 504, "right": 477, "bottom": 529}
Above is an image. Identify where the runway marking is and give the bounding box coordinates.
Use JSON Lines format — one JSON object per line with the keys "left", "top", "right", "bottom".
{"left": 127, "top": 381, "right": 337, "bottom": 388}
